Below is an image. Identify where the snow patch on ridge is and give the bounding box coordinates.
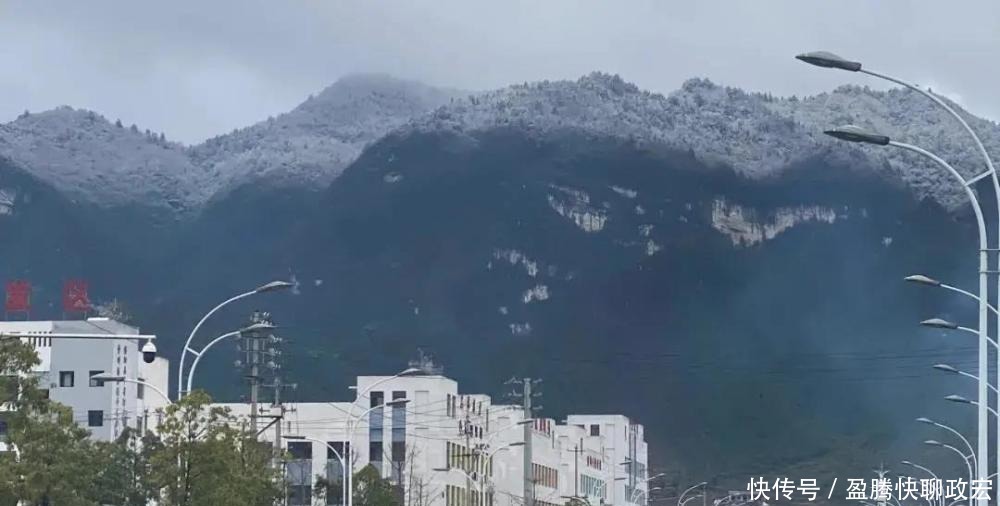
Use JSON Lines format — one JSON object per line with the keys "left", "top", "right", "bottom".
{"left": 711, "top": 198, "right": 837, "bottom": 247}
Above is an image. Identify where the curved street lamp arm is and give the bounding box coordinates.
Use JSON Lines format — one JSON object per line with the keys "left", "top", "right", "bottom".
{"left": 177, "top": 290, "right": 255, "bottom": 396}
{"left": 861, "top": 69, "right": 996, "bottom": 179}
{"left": 186, "top": 330, "right": 241, "bottom": 394}
{"left": 122, "top": 378, "right": 172, "bottom": 405}
{"left": 939, "top": 284, "right": 1000, "bottom": 317}
{"left": 955, "top": 326, "right": 1000, "bottom": 350}
{"left": 677, "top": 482, "right": 707, "bottom": 506}
{"left": 932, "top": 422, "right": 978, "bottom": 471}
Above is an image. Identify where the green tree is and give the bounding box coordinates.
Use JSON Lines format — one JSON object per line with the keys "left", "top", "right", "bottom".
{"left": 0, "top": 339, "right": 104, "bottom": 505}
{"left": 352, "top": 464, "right": 401, "bottom": 506}
{"left": 148, "top": 390, "right": 280, "bottom": 506}
{"left": 92, "top": 428, "right": 158, "bottom": 506}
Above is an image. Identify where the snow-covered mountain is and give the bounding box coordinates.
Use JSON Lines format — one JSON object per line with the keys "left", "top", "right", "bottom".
{"left": 408, "top": 73, "right": 1000, "bottom": 210}
{"left": 188, "top": 73, "right": 462, "bottom": 199}
{"left": 2, "top": 72, "right": 998, "bottom": 212}
{"left": 0, "top": 107, "right": 206, "bottom": 210}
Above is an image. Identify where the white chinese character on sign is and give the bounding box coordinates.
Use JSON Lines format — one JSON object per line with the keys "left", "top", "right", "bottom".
{"left": 920, "top": 479, "right": 943, "bottom": 501}
{"left": 776, "top": 478, "right": 795, "bottom": 501}
{"left": 971, "top": 480, "right": 991, "bottom": 501}
{"left": 897, "top": 477, "right": 919, "bottom": 501}
{"left": 871, "top": 478, "right": 892, "bottom": 501}
{"left": 748, "top": 477, "right": 772, "bottom": 502}
{"left": 798, "top": 479, "right": 819, "bottom": 501}
{"left": 946, "top": 479, "right": 968, "bottom": 501}
{"left": 847, "top": 479, "right": 867, "bottom": 500}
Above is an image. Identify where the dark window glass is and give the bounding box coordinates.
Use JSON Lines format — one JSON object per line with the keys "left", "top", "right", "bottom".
{"left": 590, "top": 424, "right": 600, "bottom": 436}
{"left": 370, "top": 391, "right": 384, "bottom": 408}
{"left": 391, "top": 441, "right": 405, "bottom": 462}
{"left": 288, "top": 441, "right": 312, "bottom": 459}
{"left": 88, "top": 410, "right": 104, "bottom": 427}
{"left": 370, "top": 441, "right": 383, "bottom": 463}
{"left": 288, "top": 485, "right": 312, "bottom": 506}
{"left": 59, "top": 371, "right": 74, "bottom": 387}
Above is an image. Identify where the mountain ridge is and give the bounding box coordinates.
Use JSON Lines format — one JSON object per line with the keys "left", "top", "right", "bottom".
{"left": 2, "top": 72, "right": 998, "bottom": 213}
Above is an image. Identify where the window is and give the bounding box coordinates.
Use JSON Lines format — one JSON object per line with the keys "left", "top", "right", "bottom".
{"left": 88, "top": 410, "right": 104, "bottom": 427}
{"left": 590, "top": 424, "right": 600, "bottom": 436}
{"left": 370, "top": 391, "right": 384, "bottom": 408}
{"left": 136, "top": 382, "right": 144, "bottom": 400}
{"left": 89, "top": 370, "right": 105, "bottom": 387}
{"left": 59, "top": 371, "right": 74, "bottom": 387}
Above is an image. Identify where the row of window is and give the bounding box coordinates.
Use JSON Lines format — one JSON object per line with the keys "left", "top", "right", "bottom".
{"left": 446, "top": 394, "right": 485, "bottom": 418}
{"left": 446, "top": 441, "right": 487, "bottom": 475}
{"left": 58, "top": 370, "right": 108, "bottom": 388}
{"left": 581, "top": 474, "right": 606, "bottom": 499}
{"left": 532, "top": 463, "right": 558, "bottom": 489}
{"left": 445, "top": 484, "right": 492, "bottom": 506}
{"left": 586, "top": 455, "right": 603, "bottom": 470}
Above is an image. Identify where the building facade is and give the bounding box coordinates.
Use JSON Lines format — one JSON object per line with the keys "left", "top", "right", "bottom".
{"left": 0, "top": 317, "right": 170, "bottom": 441}
{"left": 219, "top": 372, "right": 649, "bottom": 506}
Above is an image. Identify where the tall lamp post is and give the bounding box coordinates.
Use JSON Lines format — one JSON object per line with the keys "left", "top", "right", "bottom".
{"left": 823, "top": 125, "right": 991, "bottom": 504}
{"left": 915, "top": 417, "right": 977, "bottom": 474}
{"left": 798, "top": 52, "right": 1000, "bottom": 502}
{"left": 177, "top": 280, "right": 292, "bottom": 399}
{"left": 282, "top": 435, "right": 347, "bottom": 506}
{"left": 346, "top": 397, "right": 411, "bottom": 506}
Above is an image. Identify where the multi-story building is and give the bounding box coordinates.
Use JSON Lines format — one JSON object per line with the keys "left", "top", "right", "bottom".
{"left": 219, "top": 370, "right": 649, "bottom": 506}
{"left": 0, "top": 317, "right": 170, "bottom": 441}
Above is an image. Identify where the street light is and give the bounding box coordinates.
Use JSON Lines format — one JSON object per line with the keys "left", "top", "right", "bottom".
{"left": 282, "top": 435, "right": 347, "bottom": 506}
{"left": 925, "top": 439, "right": 975, "bottom": 504}
{"left": 346, "top": 397, "right": 411, "bottom": 506}
{"left": 805, "top": 52, "right": 1000, "bottom": 500}
{"left": 920, "top": 319, "right": 999, "bottom": 349}
{"left": 677, "top": 482, "right": 706, "bottom": 506}
{"left": 91, "top": 373, "right": 172, "bottom": 405}
{"left": 945, "top": 395, "right": 1000, "bottom": 417}
{"left": 932, "top": 365, "right": 999, "bottom": 394}
{"left": 479, "top": 441, "right": 525, "bottom": 506}
{"left": 177, "top": 280, "right": 293, "bottom": 398}
{"left": 185, "top": 322, "right": 276, "bottom": 394}
{"left": 825, "top": 125, "right": 991, "bottom": 499}
{"left": 915, "top": 417, "right": 977, "bottom": 472}
{"left": 906, "top": 276, "right": 1000, "bottom": 316}
{"left": 900, "top": 461, "right": 943, "bottom": 506}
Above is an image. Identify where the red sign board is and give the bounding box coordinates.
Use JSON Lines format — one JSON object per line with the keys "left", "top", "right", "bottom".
{"left": 4, "top": 281, "right": 30, "bottom": 312}
{"left": 63, "top": 279, "right": 90, "bottom": 313}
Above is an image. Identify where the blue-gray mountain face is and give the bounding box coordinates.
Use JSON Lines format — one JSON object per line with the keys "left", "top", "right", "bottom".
{"left": 0, "top": 73, "right": 995, "bottom": 481}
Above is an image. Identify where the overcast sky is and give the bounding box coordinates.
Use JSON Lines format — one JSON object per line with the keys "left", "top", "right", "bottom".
{"left": 1, "top": 1, "right": 997, "bottom": 145}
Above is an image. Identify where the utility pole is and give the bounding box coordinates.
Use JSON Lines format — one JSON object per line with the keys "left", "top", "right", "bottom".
{"left": 238, "top": 310, "right": 272, "bottom": 435}
{"left": 571, "top": 439, "right": 583, "bottom": 498}
{"left": 506, "top": 377, "right": 542, "bottom": 506}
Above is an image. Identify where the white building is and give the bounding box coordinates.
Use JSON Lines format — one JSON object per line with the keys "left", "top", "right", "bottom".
{"left": 218, "top": 371, "right": 649, "bottom": 506}
{"left": 0, "top": 317, "right": 170, "bottom": 441}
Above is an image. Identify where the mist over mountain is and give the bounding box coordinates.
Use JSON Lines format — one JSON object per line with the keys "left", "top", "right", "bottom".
{"left": 0, "top": 72, "right": 991, "bottom": 483}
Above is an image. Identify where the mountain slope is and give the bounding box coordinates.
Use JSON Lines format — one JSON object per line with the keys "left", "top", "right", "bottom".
{"left": 188, "top": 74, "right": 463, "bottom": 198}
{"left": 2, "top": 73, "right": 999, "bottom": 214}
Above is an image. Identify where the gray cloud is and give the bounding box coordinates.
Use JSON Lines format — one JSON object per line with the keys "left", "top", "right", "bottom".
{"left": 1, "top": 0, "right": 997, "bottom": 144}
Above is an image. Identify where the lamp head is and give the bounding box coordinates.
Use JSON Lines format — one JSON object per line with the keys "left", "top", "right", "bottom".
{"left": 932, "top": 364, "right": 959, "bottom": 374}
{"left": 921, "top": 318, "right": 959, "bottom": 330}
{"left": 915, "top": 417, "right": 934, "bottom": 425}
{"left": 255, "top": 280, "right": 294, "bottom": 293}
{"left": 823, "top": 125, "right": 890, "bottom": 146}
{"left": 904, "top": 275, "right": 941, "bottom": 286}
{"left": 945, "top": 394, "right": 971, "bottom": 404}
{"left": 795, "top": 51, "right": 862, "bottom": 72}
